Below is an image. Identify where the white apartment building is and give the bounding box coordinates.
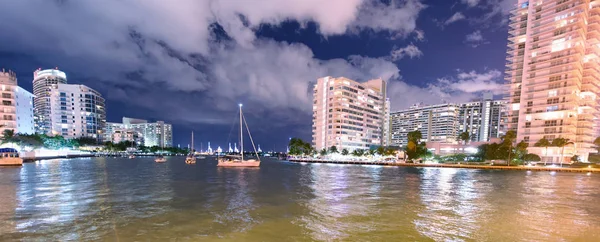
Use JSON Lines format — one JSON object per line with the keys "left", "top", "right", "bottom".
{"left": 458, "top": 94, "right": 506, "bottom": 143}
{"left": 105, "top": 117, "right": 172, "bottom": 147}
{"left": 506, "top": 0, "right": 600, "bottom": 162}
{"left": 0, "top": 69, "right": 35, "bottom": 135}
{"left": 390, "top": 103, "right": 460, "bottom": 147}
{"left": 390, "top": 96, "right": 506, "bottom": 147}
{"left": 32, "top": 68, "right": 67, "bottom": 134}
{"left": 49, "top": 83, "right": 106, "bottom": 140}
{"left": 312, "top": 76, "right": 387, "bottom": 151}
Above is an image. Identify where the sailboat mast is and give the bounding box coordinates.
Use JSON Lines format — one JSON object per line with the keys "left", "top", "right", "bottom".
{"left": 191, "top": 131, "right": 194, "bottom": 153}
{"left": 240, "top": 104, "right": 243, "bottom": 161}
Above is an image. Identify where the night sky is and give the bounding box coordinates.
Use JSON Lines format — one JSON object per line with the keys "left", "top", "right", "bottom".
{"left": 0, "top": 0, "right": 513, "bottom": 151}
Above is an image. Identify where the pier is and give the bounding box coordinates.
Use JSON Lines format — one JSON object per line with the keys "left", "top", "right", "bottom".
{"left": 288, "top": 159, "right": 600, "bottom": 173}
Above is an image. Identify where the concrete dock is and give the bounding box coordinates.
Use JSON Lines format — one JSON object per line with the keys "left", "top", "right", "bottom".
{"left": 288, "top": 159, "right": 600, "bottom": 173}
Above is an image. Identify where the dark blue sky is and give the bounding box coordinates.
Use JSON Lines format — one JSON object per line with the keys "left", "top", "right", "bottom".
{"left": 0, "top": 0, "right": 512, "bottom": 151}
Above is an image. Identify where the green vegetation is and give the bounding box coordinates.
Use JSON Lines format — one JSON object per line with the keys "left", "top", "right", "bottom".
{"left": 287, "top": 137, "right": 398, "bottom": 158}
{"left": 458, "top": 131, "right": 470, "bottom": 145}
{"left": 405, "top": 130, "right": 429, "bottom": 161}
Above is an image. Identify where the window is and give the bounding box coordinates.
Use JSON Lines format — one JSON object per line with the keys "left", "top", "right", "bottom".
{"left": 546, "top": 105, "right": 559, "bottom": 112}
{"left": 548, "top": 90, "right": 558, "bottom": 97}
{"left": 1, "top": 93, "right": 10, "bottom": 99}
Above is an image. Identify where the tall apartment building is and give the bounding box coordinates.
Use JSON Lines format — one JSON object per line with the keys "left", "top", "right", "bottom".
{"left": 390, "top": 97, "right": 506, "bottom": 147}
{"left": 458, "top": 94, "right": 506, "bottom": 142}
{"left": 311, "top": 76, "right": 387, "bottom": 151}
{"left": 32, "top": 68, "right": 67, "bottom": 134}
{"left": 505, "top": 0, "right": 600, "bottom": 162}
{"left": 49, "top": 83, "right": 106, "bottom": 140}
{"left": 105, "top": 117, "right": 172, "bottom": 147}
{"left": 0, "top": 69, "right": 35, "bottom": 135}
{"left": 390, "top": 103, "right": 460, "bottom": 147}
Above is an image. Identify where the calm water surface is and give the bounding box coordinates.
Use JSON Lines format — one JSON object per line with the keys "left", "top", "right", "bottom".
{"left": 1, "top": 157, "right": 600, "bottom": 241}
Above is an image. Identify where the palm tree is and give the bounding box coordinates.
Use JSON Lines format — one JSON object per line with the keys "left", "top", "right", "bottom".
{"left": 501, "top": 130, "right": 517, "bottom": 166}
{"left": 552, "top": 138, "right": 574, "bottom": 167}
{"left": 341, "top": 148, "right": 349, "bottom": 156}
{"left": 594, "top": 137, "right": 600, "bottom": 153}
{"left": 534, "top": 138, "right": 552, "bottom": 165}
{"left": 458, "top": 131, "right": 470, "bottom": 145}
{"left": 2, "top": 129, "right": 15, "bottom": 143}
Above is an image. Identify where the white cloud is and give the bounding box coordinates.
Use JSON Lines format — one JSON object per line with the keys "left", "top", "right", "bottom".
{"left": 461, "top": 0, "right": 481, "bottom": 7}
{"left": 390, "top": 44, "right": 423, "bottom": 61}
{"left": 436, "top": 69, "right": 504, "bottom": 94}
{"left": 0, "top": 0, "right": 427, "bottom": 126}
{"left": 444, "top": 12, "right": 466, "bottom": 25}
{"left": 464, "top": 30, "right": 487, "bottom": 47}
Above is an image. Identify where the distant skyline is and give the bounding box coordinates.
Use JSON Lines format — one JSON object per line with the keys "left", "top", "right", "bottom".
{"left": 0, "top": 0, "right": 513, "bottom": 150}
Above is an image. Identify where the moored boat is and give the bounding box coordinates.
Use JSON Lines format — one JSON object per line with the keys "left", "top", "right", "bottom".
{"left": 155, "top": 155, "right": 166, "bottom": 163}
{"left": 217, "top": 104, "right": 260, "bottom": 167}
{"left": 0, "top": 148, "right": 22, "bottom": 166}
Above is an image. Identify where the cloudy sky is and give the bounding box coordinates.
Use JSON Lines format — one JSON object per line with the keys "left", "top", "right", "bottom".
{"left": 0, "top": 0, "right": 513, "bottom": 150}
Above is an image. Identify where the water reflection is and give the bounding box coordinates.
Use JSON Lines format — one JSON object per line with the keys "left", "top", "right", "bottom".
{"left": 1, "top": 158, "right": 600, "bottom": 241}
{"left": 415, "top": 168, "right": 492, "bottom": 241}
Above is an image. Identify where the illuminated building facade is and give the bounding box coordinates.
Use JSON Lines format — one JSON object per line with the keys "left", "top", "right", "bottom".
{"left": 0, "top": 69, "right": 35, "bottom": 135}
{"left": 32, "top": 68, "right": 67, "bottom": 134}
{"left": 49, "top": 83, "right": 106, "bottom": 140}
{"left": 505, "top": 0, "right": 600, "bottom": 162}
{"left": 105, "top": 117, "right": 172, "bottom": 147}
{"left": 390, "top": 96, "right": 506, "bottom": 147}
{"left": 312, "top": 76, "right": 387, "bottom": 151}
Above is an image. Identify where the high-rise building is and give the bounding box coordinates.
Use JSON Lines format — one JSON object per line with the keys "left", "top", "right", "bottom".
{"left": 49, "top": 83, "right": 106, "bottom": 140}
{"left": 390, "top": 96, "right": 506, "bottom": 147}
{"left": 311, "top": 76, "right": 387, "bottom": 151}
{"left": 0, "top": 69, "right": 35, "bottom": 135}
{"left": 105, "top": 117, "right": 173, "bottom": 147}
{"left": 505, "top": 1, "right": 600, "bottom": 162}
{"left": 458, "top": 94, "right": 506, "bottom": 142}
{"left": 32, "top": 68, "right": 67, "bottom": 134}
{"left": 390, "top": 103, "right": 460, "bottom": 147}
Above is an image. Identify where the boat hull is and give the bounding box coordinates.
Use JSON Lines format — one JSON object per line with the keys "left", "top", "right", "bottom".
{"left": 155, "top": 159, "right": 166, "bottom": 163}
{"left": 217, "top": 159, "right": 260, "bottom": 167}
{"left": 185, "top": 158, "right": 196, "bottom": 164}
{"left": 0, "top": 157, "right": 23, "bottom": 166}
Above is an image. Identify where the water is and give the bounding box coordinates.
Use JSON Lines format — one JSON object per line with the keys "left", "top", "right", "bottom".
{"left": 1, "top": 157, "right": 600, "bottom": 241}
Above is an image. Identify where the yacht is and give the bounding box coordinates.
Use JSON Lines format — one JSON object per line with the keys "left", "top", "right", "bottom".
{"left": 217, "top": 104, "right": 261, "bottom": 167}
{"left": 0, "top": 148, "right": 22, "bottom": 166}
{"left": 185, "top": 131, "right": 196, "bottom": 164}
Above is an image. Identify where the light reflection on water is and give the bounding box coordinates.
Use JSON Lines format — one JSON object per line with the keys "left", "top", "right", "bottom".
{"left": 0, "top": 157, "right": 599, "bottom": 241}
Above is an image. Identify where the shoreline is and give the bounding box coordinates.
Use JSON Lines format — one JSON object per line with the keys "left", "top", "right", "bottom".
{"left": 288, "top": 159, "right": 600, "bottom": 173}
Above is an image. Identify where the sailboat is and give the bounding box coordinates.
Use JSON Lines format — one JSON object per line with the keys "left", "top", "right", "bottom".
{"left": 128, "top": 140, "right": 136, "bottom": 159}
{"left": 185, "top": 131, "right": 197, "bottom": 164}
{"left": 217, "top": 104, "right": 260, "bottom": 167}
{"left": 197, "top": 142, "right": 206, "bottom": 159}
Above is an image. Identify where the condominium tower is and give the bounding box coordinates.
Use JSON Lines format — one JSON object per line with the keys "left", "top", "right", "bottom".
{"left": 32, "top": 68, "right": 67, "bottom": 134}
{"left": 506, "top": 0, "right": 600, "bottom": 162}
{"left": 49, "top": 83, "right": 106, "bottom": 140}
{"left": 0, "top": 69, "right": 35, "bottom": 135}
{"left": 312, "top": 76, "right": 387, "bottom": 151}
{"left": 390, "top": 96, "right": 506, "bottom": 147}
{"left": 105, "top": 117, "right": 173, "bottom": 147}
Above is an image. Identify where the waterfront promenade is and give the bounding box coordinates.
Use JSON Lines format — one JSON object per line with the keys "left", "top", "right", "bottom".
{"left": 288, "top": 158, "right": 600, "bottom": 173}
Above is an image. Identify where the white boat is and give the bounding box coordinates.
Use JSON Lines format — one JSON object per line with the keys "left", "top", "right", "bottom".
{"left": 185, "top": 131, "right": 196, "bottom": 164}
{"left": 217, "top": 104, "right": 261, "bottom": 167}
{"left": 155, "top": 155, "right": 166, "bottom": 163}
{"left": 0, "top": 148, "right": 23, "bottom": 166}
{"left": 128, "top": 154, "right": 136, "bottom": 159}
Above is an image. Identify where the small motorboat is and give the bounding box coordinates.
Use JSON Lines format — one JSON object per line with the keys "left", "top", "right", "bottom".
{"left": 185, "top": 154, "right": 196, "bottom": 164}
{"left": 128, "top": 154, "right": 136, "bottom": 159}
{"left": 155, "top": 155, "right": 166, "bottom": 163}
